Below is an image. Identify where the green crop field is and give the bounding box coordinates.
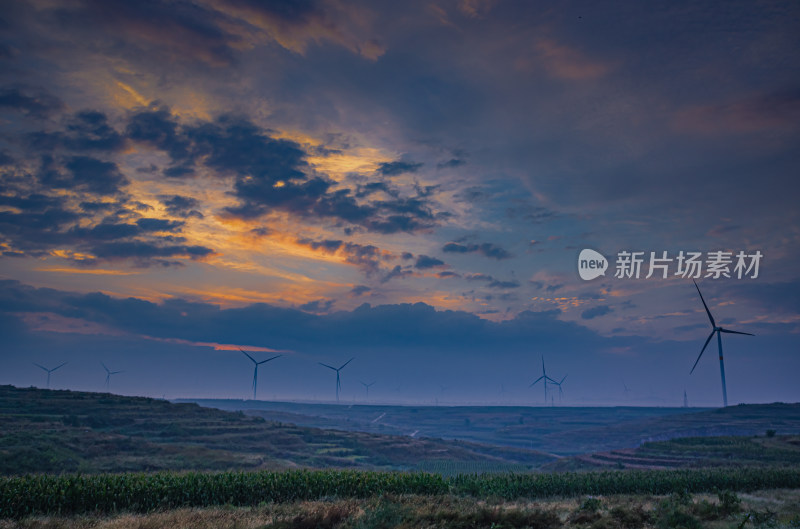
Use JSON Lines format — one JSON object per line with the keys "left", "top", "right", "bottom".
{"left": 3, "top": 467, "right": 800, "bottom": 519}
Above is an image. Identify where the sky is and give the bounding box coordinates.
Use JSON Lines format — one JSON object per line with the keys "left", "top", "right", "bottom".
{"left": 1, "top": 0, "right": 798, "bottom": 407}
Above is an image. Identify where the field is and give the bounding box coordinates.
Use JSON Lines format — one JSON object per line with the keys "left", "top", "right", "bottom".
{"left": 4, "top": 386, "right": 800, "bottom": 527}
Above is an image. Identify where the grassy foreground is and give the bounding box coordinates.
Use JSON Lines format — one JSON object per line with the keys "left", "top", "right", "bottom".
{"left": 3, "top": 467, "right": 800, "bottom": 519}
{"left": 2, "top": 489, "right": 800, "bottom": 529}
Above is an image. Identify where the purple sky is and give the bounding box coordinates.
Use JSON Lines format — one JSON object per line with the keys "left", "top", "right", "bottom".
{"left": 1, "top": 0, "right": 798, "bottom": 406}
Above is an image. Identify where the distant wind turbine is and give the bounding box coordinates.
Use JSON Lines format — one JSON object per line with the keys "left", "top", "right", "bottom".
{"left": 690, "top": 280, "right": 754, "bottom": 407}
{"left": 33, "top": 362, "right": 67, "bottom": 389}
{"left": 319, "top": 358, "right": 354, "bottom": 402}
{"left": 360, "top": 380, "right": 375, "bottom": 400}
{"left": 530, "top": 356, "right": 559, "bottom": 403}
{"left": 553, "top": 375, "right": 568, "bottom": 402}
{"left": 240, "top": 348, "right": 282, "bottom": 401}
{"left": 101, "top": 362, "right": 123, "bottom": 390}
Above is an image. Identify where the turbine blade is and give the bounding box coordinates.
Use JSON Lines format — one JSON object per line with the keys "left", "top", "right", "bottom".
{"left": 52, "top": 362, "right": 68, "bottom": 372}
{"left": 691, "top": 330, "right": 716, "bottom": 374}
{"left": 530, "top": 375, "right": 544, "bottom": 387}
{"left": 545, "top": 375, "right": 558, "bottom": 383}
{"left": 560, "top": 375, "right": 568, "bottom": 384}
{"left": 239, "top": 348, "right": 257, "bottom": 364}
{"left": 693, "top": 279, "right": 716, "bottom": 328}
{"left": 257, "top": 354, "right": 282, "bottom": 365}
{"left": 339, "top": 357, "right": 354, "bottom": 370}
{"left": 101, "top": 362, "right": 110, "bottom": 374}
{"left": 319, "top": 362, "right": 337, "bottom": 371}
{"left": 32, "top": 362, "right": 48, "bottom": 372}
{"left": 719, "top": 328, "right": 755, "bottom": 336}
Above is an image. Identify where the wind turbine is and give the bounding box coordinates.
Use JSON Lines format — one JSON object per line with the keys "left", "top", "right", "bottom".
{"left": 553, "top": 375, "right": 568, "bottom": 403}
{"left": 319, "top": 358, "right": 354, "bottom": 402}
{"left": 33, "top": 362, "right": 67, "bottom": 389}
{"left": 240, "top": 348, "right": 282, "bottom": 401}
{"left": 101, "top": 362, "right": 123, "bottom": 390}
{"left": 530, "top": 356, "right": 558, "bottom": 403}
{"left": 360, "top": 380, "right": 375, "bottom": 400}
{"left": 690, "top": 279, "right": 754, "bottom": 407}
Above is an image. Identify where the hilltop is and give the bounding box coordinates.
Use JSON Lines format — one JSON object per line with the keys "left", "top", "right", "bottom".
{"left": 0, "top": 385, "right": 552, "bottom": 475}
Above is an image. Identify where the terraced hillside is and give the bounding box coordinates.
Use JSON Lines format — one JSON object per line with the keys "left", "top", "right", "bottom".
{"left": 544, "top": 435, "right": 800, "bottom": 471}
{"left": 0, "top": 385, "right": 553, "bottom": 475}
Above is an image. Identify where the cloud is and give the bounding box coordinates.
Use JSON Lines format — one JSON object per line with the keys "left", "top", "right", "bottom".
{"left": 487, "top": 279, "right": 520, "bottom": 289}
{"left": 674, "top": 87, "right": 800, "bottom": 135}
{"left": 0, "top": 87, "right": 63, "bottom": 118}
{"left": 381, "top": 265, "right": 414, "bottom": 283}
{"left": 581, "top": 305, "right": 614, "bottom": 320}
{"left": 124, "top": 110, "right": 445, "bottom": 234}
{"left": 160, "top": 195, "right": 204, "bottom": 218}
{"left": 377, "top": 160, "right": 423, "bottom": 176}
{"left": 40, "top": 156, "right": 129, "bottom": 197}
{"left": 29, "top": 111, "right": 125, "bottom": 152}
{"left": 414, "top": 254, "right": 445, "bottom": 269}
{"left": 442, "top": 241, "right": 512, "bottom": 260}
{"left": 296, "top": 237, "right": 391, "bottom": 275}
{"left": 437, "top": 158, "right": 465, "bottom": 169}
{"left": 349, "top": 285, "right": 371, "bottom": 297}
{"left": 298, "top": 298, "right": 335, "bottom": 313}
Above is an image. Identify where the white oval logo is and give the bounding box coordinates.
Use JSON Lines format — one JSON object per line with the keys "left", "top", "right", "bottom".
{"left": 578, "top": 249, "right": 608, "bottom": 280}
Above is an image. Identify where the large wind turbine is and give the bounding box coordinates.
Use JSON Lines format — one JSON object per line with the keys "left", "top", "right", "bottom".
{"left": 530, "top": 356, "right": 558, "bottom": 403}
{"left": 319, "top": 358, "right": 354, "bottom": 402}
{"left": 690, "top": 280, "right": 754, "bottom": 407}
{"left": 360, "top": 380, "right": 375, "bottom": 400}
{"left": 240, "top": 348, "right": 282, "bottom": 401}
{"left": 101, "top": 362, "right": 124, "bottom": 390}
{"left": 33, "top": 362, "right": 67, "bottom": 389}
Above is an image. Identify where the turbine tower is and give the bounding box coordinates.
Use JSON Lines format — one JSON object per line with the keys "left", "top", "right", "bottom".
{"left": 319, "top": 358, "right": 354, "bottom": 402}
{"left": 101, "top": 362, "right": 124, "bottom": 390}
{"left": 690, "top": 280, "right": 754, "bottom": 407}
{"left": 530, "top": 356, "right": 558, "bottom": 403}
{"left": 553, "top": 375, "right": 568, "bottom": 403}
{"left": 360, "top": 380, "right": 375, "bottom": 400}
{"left": 33, "top": 362, "right": 67, "bottom": 389}
{"left": 240, "top": 348, "right": 282, "bottom": 401}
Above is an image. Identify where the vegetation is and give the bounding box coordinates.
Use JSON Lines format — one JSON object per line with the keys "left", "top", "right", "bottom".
{"left": 2, "top": 489, "right": 800, "bottom": 528}
{"left": 0, "top": 386, "right": 549, "bottom": 475}
{"left": 3, "top": 467, "right": 800, "bottom": 518}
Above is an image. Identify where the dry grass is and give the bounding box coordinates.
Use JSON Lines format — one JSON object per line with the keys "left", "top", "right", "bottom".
{"left": 2, "top": 489, "right": 799, "bottom": 529}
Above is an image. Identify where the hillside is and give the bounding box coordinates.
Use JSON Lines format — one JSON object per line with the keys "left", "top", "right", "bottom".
{"left": 0, "top": 386, "right": 553, "bottom": 475}
{"left": 184, "top": 399, "right": 800, "bottom": 455}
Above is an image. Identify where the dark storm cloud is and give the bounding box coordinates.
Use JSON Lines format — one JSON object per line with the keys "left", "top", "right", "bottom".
{"left": 0, "top": 87, "right": 62, "bottom": 118}
{"left": 581, "top": 305, "right": 614, "bottom": 320}
{"left": 437, "top": 271, "right": 461, "bottom": 279}
{"left": 377, "top": 160, "right": 423, "bottom": 176}
{"left": 442, "top": 241, "right": 512, "bottom": 260}
{"left": 414, "top": 255, "right": 445, "bottom": 269}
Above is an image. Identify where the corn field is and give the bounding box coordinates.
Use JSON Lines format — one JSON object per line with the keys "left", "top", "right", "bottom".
{"left": 2, "top": 467, "right": 800, "bottom": 519}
